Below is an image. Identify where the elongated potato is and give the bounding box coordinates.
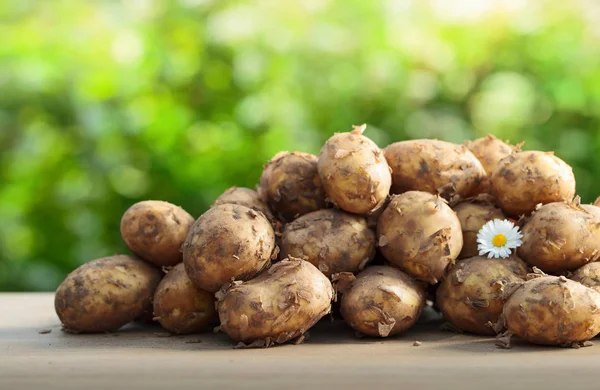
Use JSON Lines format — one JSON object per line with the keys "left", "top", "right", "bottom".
{"left": 213, "top": 186, "right": 274, "bottom": 222}
{"left": 377, "top": 191, "right": 463, "bottom": 284}
{"left": 318, "top": 124, "right": 392, "bottom": 214}
{"left": 384, "top": 139, "right": 486, "bottom": 200}
{"left": 280, "top": 209, "right": 376, "bottom": 277}
{"left": 436, "top": 256, "right": 527, "bottom": 335}
{"left": 120, "top": 200, "right": 195, "bottom": 267}
{"left": 217, "top": 258, "right": 334, "bottom": 347}
{"left": 490, "top": 151, "right": 576, "bottom": 218}
{"left": 55, "top": 255, "right": 163, "bottom": 333}
{"left": 340, "top": 266, "right": 426, "bottom": 337}
{"left": 571, "top": 262, "right": 600, "bottom": 294}
{"left": 465, "top": 135, "right": 520, "bottom": 193}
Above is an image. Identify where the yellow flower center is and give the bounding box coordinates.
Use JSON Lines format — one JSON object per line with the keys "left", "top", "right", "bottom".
{"left": 492, "top": 234, "right": 507, "bottom": 247}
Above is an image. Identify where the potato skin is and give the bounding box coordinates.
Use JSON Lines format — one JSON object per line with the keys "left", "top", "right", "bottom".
{"left": 436, "top": 256, "right": 527, "bottom": 335}
{"left": 153, "top": 263, "right": 216, "bottom": 334}
{"left": 183, "top": 204, "right": 275, "bottom": 293}
{"left": 318, "top": 125, "right": 392, "bottom": 214}
{"left": 571, "top": 263, "right": 600, "bottom": 294}
{"left": 503, "top": 276, "right": 600, "bottom": 345}
{"left": 517, "top": 202, "right": 600, "bottom": 272}
{"left": 377, "top": 191, "right": 463, "bottom": 284}
{"left": 217, "top": 259, "right": 334, "bottom": 346}
{"left": 490, "top": 151, "right": 575, "bottom": 218}
{"left": 280, "top": 209, "right": 376, "bottom": 277}
{"left": 258, "top": 152, "right": 326, "bottom": 222}
{"left": 384, "top": 139, "right": 486, "bottom": 200}
{"left": 120, "top": 200, "right": 195, "bottom": 267}
{"left": 465, "top": 135, "right": 518, "bottom": 193}
{"left": 55, "top": 255, "right": 163, "bottom": 333}
{"left": 340, "top": 266, "right": 425, "bottom": 337}
{"left": 213, "top": 186, "right": 275, "bottom": 222}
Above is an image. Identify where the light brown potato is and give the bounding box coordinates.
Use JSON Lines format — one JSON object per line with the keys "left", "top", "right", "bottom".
{"left": 183, "top": 204, "right": 276, "bottom": 293}
{"left": 258, "top": 152, "right": 326, "bottom": 221}
{"left": 55, "top": 255, "right": 163, "bottom": 333}
{"left": 213, "top": 186, "right": 274, "bottom": 222}
{"left": 384, "top": 139, "right": 486, "bottom": 200}
{"left": 120, "top": 200, "right": 195, "bottom": 267}
{"left": 280, "top": 209, "right": 376, "bottom": 277}
{"left": 465, "top": 135, "right": 520, "bottom": 193}
{"left": 217, "top": 258, "right": 334, "bottom": 347}
{"left": 340, "top": 266, "right": 426, "bottom": 337}
{"left": 152, "top": 263, "right": 216, "bottom": 334}
{"left": 318, "top": 124, "right": 392, "bottom": 214}
{"left": 490, "top": 151, "right": 576, "bottom": 218}
{"left": 377, "top": 191, "right": 463, "bottom": 284}
{"left": 517, "top": 201, "right": 600, "bottom": 272}
{"left": 571, "top": 262, "right": 600, "bottom": 294}
{"left": 503, "top": 276, "right": 600, "bottom": 346}
{"left": 436, "top": 256, "right": 527, "bottom": 335}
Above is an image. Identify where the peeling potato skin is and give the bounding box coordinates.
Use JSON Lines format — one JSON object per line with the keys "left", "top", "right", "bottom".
{"left": 258, "top": 152, "right": 326, "bottom": 222}
{"left": 120, "top": 201, "right": 195, "bottom": 267}
{"left": 153, "top": 263, "right": 216, "bottom": 334}
{"left": 318, "top": 126, "right": 392, "bottom": 215}
{"left": 490, "top": 151, "right": 576, "bottom": 218}
{"left": 340, "top": 266, "right": 426, "bottom": 337}
{"left": 280, "top": 209, "right": 376, "bottom": 278}
{"left": 54, "top": 255, "right": 163, "bottom": 333}
{"left": 384, "top": 139, "right": 486, "bottom": 200}
{"left": 213, "top": 186, "right": 275, "bottom": 222}
{"left": 503, "top": 276, "right": 600, "bottom": 346}
{"left": 436, "top": 256, "right": 527, "bottom": 335}
{"left": 465, "top": 135, "right": 518, "bottom": 193}
{"left": 517, "top": 202, "right": 600, "bottom": 273}
{"left": 217, "top": 259, "right": 334, "bottom": 345}
{"left": 183, "top": 204, "right": 275, "bottom": 293}
{"left": 571, "top": 262, "right": 600, "bottom": 294}
{"left": 377, "top": 191, "right": 463, "bottom": 284}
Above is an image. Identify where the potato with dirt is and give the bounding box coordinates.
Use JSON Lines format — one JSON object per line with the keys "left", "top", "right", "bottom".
{"left": 339, "top": 266, "right": 426, "bottom": 337}
{"left": 217, "top": 258, "right": 334, "bottom": 347}
{"left": 490, "top": 151, "right": 576, "bottom": 218}
{"left": 55, "top": 255, "right": 163, "bottom": 333}
{"left": 384, "top": 139, "right": 486, "bottom": 200}
{"left": 120, "top": 200, "right": 195, "bottom": 267}
{"left": 465, "top": 135, "right": 520, "bottom": 192}
{"left": 183, "top": 204, "right": 276, "bottom": 293}
{"left": 213, "top": 186, "right": 274, "bottom": 222}
{"left": 571, "top": 262, "right": 600, "bottom": 294}
{"left": 436, "top": 256, "right": 527, "bottom": 335}
{"left": 377, "top": 191, "right": 463, "bottom": 284}
{"left": 279, "top": 209, "right": 376, "bottom": 277}
{"left": 153, "top": 263, "right": 216, "bottom": 334}
{"left": 318, "top": 124, "right": 392, "bottom": 215}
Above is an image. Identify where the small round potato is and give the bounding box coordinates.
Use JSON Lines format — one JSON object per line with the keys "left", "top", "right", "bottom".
{"left": 571, "top": 263, "right": 600, "bottom": 294}
{"left": 490, "top": 151, "right": 576, "bottom": 218}
{"left": 377, "top": 191, "right": 463, "bottom": 284}
{"left": 55, "top": 255, "right": 163, "bottom": 333}
{"left": 340, "top": 266, "right": 426, "bottom": 337}
{"left": 465, "top": 135, "right": 520, "bottom": 193}
{"left": 217, "top": 258, "right": 334, "bottom": 347}
{"left": 318, "top": 124, "right": 392, "bottom": 215}
{"left": 153, "top": 263, "right": 216, "bottom": 334}
{"left": 120, "top": 200, "right": 195, "bottom": 267}
{"left": 213, "top": 186, "right": 274, "bottom": 222}
{"left": 183, "top": 204, "right": 275, "bottom": 293}
{"left": 280, "top": 209, "right": 376, "bottom": 277}
{"left": 503, "top": 276, "right": 600, "bottom": 346}
{"left": 436, "top": 256, "right": 527, "bottom": 335}
{"left": 384, "top": 139, "right": 486, "bottom": 200}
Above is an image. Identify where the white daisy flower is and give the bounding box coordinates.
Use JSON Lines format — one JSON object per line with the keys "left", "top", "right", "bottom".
{"left": 477, "top": 219, "right": 523, "bottom": 259}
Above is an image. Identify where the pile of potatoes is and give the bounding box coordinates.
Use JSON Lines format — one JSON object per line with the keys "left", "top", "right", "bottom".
{"left": 55, "top": 128, "right": 600, "bottom": 349}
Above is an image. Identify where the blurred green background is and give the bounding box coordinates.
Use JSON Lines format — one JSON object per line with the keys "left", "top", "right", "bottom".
{"left": 2, "top": 0, "right": 600, "bottom": 291}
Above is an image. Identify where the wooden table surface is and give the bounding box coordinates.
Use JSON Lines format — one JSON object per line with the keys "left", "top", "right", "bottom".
{"left": 1, "top": 293, "right": 598, "bottom": 390}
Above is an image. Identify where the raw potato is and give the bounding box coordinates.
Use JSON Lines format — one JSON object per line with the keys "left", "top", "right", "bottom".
{"left": 502, "top": 276, "right": 600, "bottom": 346}
{"left": 217, "top": 258, "right": 334, "bottom": 347}
{"left": 153, "top": 263, "right": 216, "bottom": 334}
{"left": 259, "top": 151, "right": 326, "bottom": 221}
{"left": 465, "top": 135, "right": 520, "bottom": 192}
{"left": 120, "top": 200, "right": 195, "bottom": 267}
{"left": 213, "top": 186, "right": 275, "bottom": 222}
{"left": 384, "top": 139, "right": 486, "bottom": 200}
{"left": 490, "top": 151, "right": 576, "bottom": 218}
{"left": 436, "top": 256, "right": 527, "bottom": 335}
{"left": 55, "top": 255, "right": 163, "bottom": 333}
{"left": 517, "top": 201, "right": 600, "bottom": 272}
{"left": 280, "top": 209, "right": 376, "bottom": 277}
{"left": 571, "top": 262, "right": 600, "bottom": 294}
{"left": 340, "top": 266, "right": 426, "bottom": 337}
{"left": 377, "top": 191, "right": 463, "bottom": 284}
{"left": 183, "top": 204, "right": 276, "bottom": 293}
{"left": 318, "top": 124, "right": 392, "bottom": 214}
